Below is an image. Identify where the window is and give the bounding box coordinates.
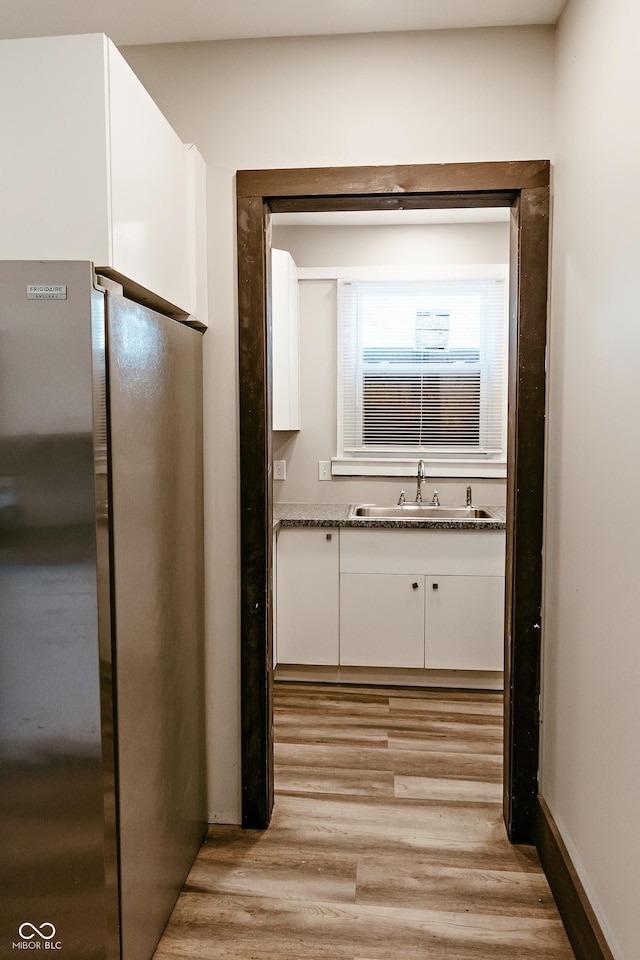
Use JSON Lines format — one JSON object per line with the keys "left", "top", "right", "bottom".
{"left": 336, "top": 274, "right": 507, "bottom": 477}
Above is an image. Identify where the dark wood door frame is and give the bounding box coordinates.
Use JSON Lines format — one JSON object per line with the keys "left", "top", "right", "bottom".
{"left": 237, "top": 160, "right": 549, "bottom": 844}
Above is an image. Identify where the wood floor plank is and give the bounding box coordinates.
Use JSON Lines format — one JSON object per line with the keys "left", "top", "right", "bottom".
{"left": 355, "top": 861, "right": 559, "bottom": 918}
{"left": 152, "top": 682, "right": 575, "bottom": 960}
{"left": 272, "top": 792, "right": 508, "bottom": 844}
{"left": 154, "top": 891, "right": 574, "bottom": 960}
{"left": 277, "top": 763, "right": 395, "bottom": 798}
{"left": 387, "top": 714, "right": 503, "bottom": 737}
{"left": 275, "top": 727, "right": 389, "bottom": 748}
{"left": 184, "top": 855, "right": 357, "bottom": 904}
{"left": 394, "top": 775, "right": 503, "bottom": 803}
{"left": 391, "top": 748, "right": 503, "bottom": 782}
{"left": 275, "top": 741, "right": 389, "bottom": 770}
{"left": 276, "top": 740, "right": 503, "bottom": 784}
{"left": 275, "top": 711, "right": 390, "bottom": 748}
{"left": 388, "top": 733, "right": 502, "bottom": 755}
{"left": 196, "top": 819, "right": 544, "bottom": 875}
{"left": 389, "top": 695, "right": 503, "bottom": 716}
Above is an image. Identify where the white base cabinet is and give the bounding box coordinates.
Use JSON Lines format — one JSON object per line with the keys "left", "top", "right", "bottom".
{"left": 339, "top": 529, "right": 505, "bottom": 673}
{"left": 340, "top": 573, "right": 504, "bottom": 671}
{"left": 275, "top": 525, "right": 505, "bottom": 676}
{"left": 275, "top": 528, "right": 339, "bottom": 665}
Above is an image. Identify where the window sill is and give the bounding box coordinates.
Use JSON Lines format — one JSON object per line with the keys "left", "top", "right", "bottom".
{"left": 331, "top": 458, "right": 507, "bottom": 479}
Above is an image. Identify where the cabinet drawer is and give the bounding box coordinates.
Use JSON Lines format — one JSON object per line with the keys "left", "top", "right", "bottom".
{"left": 340, "top": 528, "right": 505, "bottom": 576}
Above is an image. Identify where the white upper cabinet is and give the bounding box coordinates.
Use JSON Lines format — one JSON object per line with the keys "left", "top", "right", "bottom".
{"left": 271, "top": 249, "right": 300, "bottom": 430}
{"left": 0, "top": 34, "right": 208, "bottom": 325}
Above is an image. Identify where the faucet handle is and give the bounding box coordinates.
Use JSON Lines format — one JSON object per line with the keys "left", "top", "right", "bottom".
{"left": 397, "top": 489, "right": 406, "bottom": 505}
{"left": 466, "top": 484, "right": 473, "bottom": 507}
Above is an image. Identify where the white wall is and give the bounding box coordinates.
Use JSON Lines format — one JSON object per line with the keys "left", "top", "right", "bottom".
{"left": 273, "top": 221, "right": 510, "bottom": 269}
{"left": 121, "top": 26, "right": 554, "bottom": 824}
{"left": 272, "top": 221, "right": 509, "bottom": 507}
{"left": 542, "top": 2, "right": 640, "bottom": 958}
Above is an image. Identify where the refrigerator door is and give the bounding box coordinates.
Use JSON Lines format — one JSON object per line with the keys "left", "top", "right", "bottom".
{"left": 0, "top": 261, "right": 119, "bottom": 960}
{"left": 106, "top": 292, "right": 206, "bottom": 960}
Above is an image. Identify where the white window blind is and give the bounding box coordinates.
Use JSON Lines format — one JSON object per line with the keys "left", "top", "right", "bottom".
{"left": 338, "top": 277, "right": 507, "bottom": 463}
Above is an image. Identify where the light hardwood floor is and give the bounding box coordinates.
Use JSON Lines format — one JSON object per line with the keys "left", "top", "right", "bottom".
{"left": 153, "top": 683, "right": 575, "bottom": 959}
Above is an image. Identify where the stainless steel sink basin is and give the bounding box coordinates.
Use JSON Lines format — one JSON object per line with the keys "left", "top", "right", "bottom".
{"left": 348, "top": 504, "right": 497, "bottom": 521}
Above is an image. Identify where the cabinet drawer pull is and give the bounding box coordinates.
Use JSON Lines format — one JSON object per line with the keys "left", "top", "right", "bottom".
{"left": 432, "top": 582, "right": 439, "bottom": 590}
{"left": 412, "top": 582, "right": 419, "bottom": 590}
{"left": 326, "top": 533, "right": 332, "bottom": 541}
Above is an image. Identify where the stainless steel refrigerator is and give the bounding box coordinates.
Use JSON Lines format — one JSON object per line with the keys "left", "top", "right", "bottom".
{"left": 0, "top": 261, "right": 206, "bottom": 960}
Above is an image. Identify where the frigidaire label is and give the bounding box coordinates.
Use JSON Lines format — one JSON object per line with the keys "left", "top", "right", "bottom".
{"left": 26, "top": 285, "right": 67, "bottom": 300}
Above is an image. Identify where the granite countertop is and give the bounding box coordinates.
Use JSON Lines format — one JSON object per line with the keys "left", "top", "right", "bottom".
{"left": 274, "top": 502, "right": 506, "bottom": 531}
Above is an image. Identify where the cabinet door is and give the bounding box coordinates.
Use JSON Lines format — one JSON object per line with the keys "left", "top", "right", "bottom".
{"left": 276, "top": 528, "right": 338, "bottom": 664}
{"left": 271, "top": 249, "right": 300, "bottom": 430}
{"left": 340, "top": 574, "right": 425, "bottom": 668}
{"left": 272, "top": 527, "right": 278, "bottom": 669}
{"left": 0, "top": 34, "right": 111, "bottom": 264}
{"left": 425, "top": 576, "right": 504, "bottom": 671}
{"left": 107, "top": 43, "right": 197, "bottom": 318}
{"left": 0, "top": 35, "right": 207, "bottom": 324}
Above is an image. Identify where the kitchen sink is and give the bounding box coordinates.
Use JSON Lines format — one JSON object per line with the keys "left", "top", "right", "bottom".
{"left": 347, "top": 504, "right": 497, "bottom": 521}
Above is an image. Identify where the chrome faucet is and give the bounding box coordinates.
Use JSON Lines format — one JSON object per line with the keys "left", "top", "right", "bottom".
{"left": 415, "top": 460, "right": 426, "bottom": 502}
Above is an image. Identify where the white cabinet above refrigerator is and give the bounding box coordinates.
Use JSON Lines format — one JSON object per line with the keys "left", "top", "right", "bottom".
{"left": 0, "top": 34, "right": 208, "bottom": 326}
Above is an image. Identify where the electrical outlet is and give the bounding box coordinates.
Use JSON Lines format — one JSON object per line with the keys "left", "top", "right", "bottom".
{"left": 318, "top": 460, "right": 331, "bottom": 481}
{"left": 273, "top": 459, "right": 286, "bottom": 481}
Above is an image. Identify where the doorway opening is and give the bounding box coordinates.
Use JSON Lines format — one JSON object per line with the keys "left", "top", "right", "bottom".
{"left": 237, "top": 161, "right": 549, "bottom": 844}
